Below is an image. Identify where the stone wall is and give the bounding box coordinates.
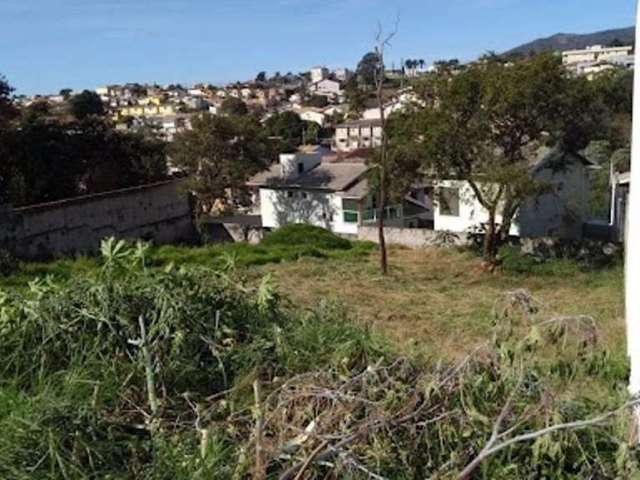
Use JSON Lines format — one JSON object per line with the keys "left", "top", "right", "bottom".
{"left": 357, "top": 226, "right": 469, "bottom": 248}
{"left": 0, "top": 180, "right": 196, "bottom": 259}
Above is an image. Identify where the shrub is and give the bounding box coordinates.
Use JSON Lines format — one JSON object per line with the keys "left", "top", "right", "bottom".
{"left": 498, "top": 245, "right": 581, "bottom": 276}
{"left": 261, "top": 224, "right": 352, "bottom": 250}
{"left": 498, "top": 245, "right": 541, "bottom": 274}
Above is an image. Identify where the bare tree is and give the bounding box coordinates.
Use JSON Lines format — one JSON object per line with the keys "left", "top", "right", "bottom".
{"left": 372, "top": 18, "right": 399, "bottom": 275}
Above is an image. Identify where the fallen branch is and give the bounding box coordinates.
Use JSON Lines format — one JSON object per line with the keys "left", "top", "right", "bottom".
{"left": 457, "top": 398, "right": 640, "bottom": 479}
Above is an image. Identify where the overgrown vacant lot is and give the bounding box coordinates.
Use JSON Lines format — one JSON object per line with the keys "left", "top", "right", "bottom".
{"left": 256, "top": 246, "right": 625, "bottom": 361}
{"left": 1, "top": 228, "right": 625, "bottom": 361}
{"left": 0, "top": 226, "right": 633, "bottom": 478}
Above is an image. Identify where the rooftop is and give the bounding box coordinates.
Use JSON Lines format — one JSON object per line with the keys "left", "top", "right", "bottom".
{"left": 247, "top": 160, "right": 369, "bottom": 192}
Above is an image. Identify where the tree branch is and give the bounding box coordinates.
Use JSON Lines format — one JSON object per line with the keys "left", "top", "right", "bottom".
{"left": 457, "top": 398, "right": 640, "bottom": 479}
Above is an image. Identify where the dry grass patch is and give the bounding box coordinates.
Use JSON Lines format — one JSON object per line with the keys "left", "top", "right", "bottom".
{"left": 257, "top": 246, "right": 625, "bottom": 361}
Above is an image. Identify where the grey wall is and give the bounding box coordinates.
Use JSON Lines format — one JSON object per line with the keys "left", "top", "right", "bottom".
{"left": 0, "top": 180, "right": 196, "bottom": 259}
{"left": 357, "top": 226, "right": 469, "bottom": 248}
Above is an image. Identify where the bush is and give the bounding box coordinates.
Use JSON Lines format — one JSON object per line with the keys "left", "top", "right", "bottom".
{"left": 0, "top": 239, "right": 387, "bottom": 478}
{"left": 261, "top": 224, "right": 352, "bottom": 250}
{"left": 498, "top": 241, "right": 622, "bottom": 276}
{"left": 498, "top": 245, "right": 542, "bottom": 274}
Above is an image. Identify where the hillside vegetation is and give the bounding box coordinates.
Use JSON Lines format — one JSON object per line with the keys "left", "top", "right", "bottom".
{"left": 0, "top": 227, "right": 634, "bottom": 478}
{"left": 505, "top": 26, "right": 634, "bottom": 56}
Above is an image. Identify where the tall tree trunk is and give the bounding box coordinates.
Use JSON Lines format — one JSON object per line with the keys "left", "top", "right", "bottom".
{"left": 498, "top": 194, "right": 517, "bottom": 246}
{"left": 483, "top": 210, "right": 498, "bottom": 261}
{"left": 377, "top": 84, "right": 389, "bottom": 275}
{"left": 467, "top": 180, "right": 501, "bottom": 263}
{"left": 377, "top": 171, "right": 388, "bottom": 275}
{"left": 626, "top": 2, "right": 640, "bottom": 442}
{"left": 375, "top": 34, "right": 393, "bottom": 276}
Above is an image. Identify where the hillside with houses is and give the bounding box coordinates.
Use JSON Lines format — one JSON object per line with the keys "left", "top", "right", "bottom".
{"left": 0, "top": 12, "right": 639, "bottom": 479}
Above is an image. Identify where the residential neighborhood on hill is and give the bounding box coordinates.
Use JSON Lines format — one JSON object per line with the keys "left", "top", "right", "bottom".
{"left": 1, "top": 1, "right": 639, "bottom": 477}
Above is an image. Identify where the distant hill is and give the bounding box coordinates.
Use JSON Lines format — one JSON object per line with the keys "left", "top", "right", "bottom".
{"left": 505, "top": 26, "right": 635, "bottom": 57}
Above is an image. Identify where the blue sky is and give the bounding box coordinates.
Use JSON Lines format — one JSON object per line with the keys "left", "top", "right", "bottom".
{"left": 1, "top": 0, "right": 636, "bottom": 95}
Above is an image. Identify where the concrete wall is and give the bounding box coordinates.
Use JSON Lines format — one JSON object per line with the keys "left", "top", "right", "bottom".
{"left": 1, "top": 180, "right": 196, "bottom": 259}
{"left": 357, "top": 226, "right": 469, "bottom": 248}
{"left": 201, "top": 221, "right": 264, "bottom": 245}
{"left": 518, "top": 160, "right": 589, "bottom": 239}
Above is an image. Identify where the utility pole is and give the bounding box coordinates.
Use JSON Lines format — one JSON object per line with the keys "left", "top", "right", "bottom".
{"left": 626, "top": 0, "right": 640, "bottom": 440}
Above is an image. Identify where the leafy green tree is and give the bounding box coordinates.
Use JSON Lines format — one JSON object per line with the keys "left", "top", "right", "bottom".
{"left": 304, "top": 121, "right": 321, "bottom": 145}
{"left": 219, "top": 97, "right": 249, "bottom": 116}
{"left": 255, "top": 71, "right": 267, "bottom": 83}
{"left": 399, "top": 53, "right": 605, "bottom": 260}
{"left": 344, "top": 77, "right": 369, "bottom": 118}
{"left": 265, "top": 111, "right": 305, "bottom": 149}
{"left": 582, "top": 68, "right": 633, "bottom": 219}
{"left": 0, "top": 76, "right": 19, "bottom": 203}
{"left": 356, "top": 51, "right": 381, "bottom": 87}
{"left": 69, "top": 90, "right": 105, "bottom": 120}
{"left": 170, "top": 114, "right": 270, "bottom": 213}
{"left": 2, "top": 112, "right": 167, "bottom": 206}
{"left": 59, "top": 88, "right": 73, "bottom": 100}
{"left": 304, "top": 95, "right": 329, "bottom": 108}
{"left": 76, "top": 120, "right": 167, "bottom": 194}
{"left": 0, "top": 75, "right": 17, "bottom": 126}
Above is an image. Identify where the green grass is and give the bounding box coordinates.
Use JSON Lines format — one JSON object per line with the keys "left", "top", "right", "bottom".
{"left": 0, "top": 256, "right": 100, "bottom": 288}
{"left": 0, "top": 229, "right": 623, "bottom": 365}
{"left": 0, "top": 230, "right": 633, "bottom": 478}
{"left": 0, "top": 224, "right": 376, "bottom": 289}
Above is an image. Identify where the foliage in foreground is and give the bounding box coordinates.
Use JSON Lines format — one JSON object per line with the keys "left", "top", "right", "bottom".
{"left": 158, "top": 224, "right": 374, "bottom": 271}
{"left": 0, "top": 239, "right": 637, "bottom": 479}
{"left": 0, "top": 224, "right": 375, "bottom": 289}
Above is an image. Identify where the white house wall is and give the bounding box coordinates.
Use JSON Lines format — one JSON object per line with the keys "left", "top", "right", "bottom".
{"left": 433, "top": 161, "right": 589, "bottom": 239}
{"left": 433, "top": 180, "right": 520, "bottom": 236}
{"left": 259, "top": 188, "right": 359, "bottom": 235}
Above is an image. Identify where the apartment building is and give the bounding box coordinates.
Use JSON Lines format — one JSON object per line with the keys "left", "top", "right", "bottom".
{"left": 334, "top": 119, "right": 383, "bottom": 152}
{"left": 562, "top": 44, "right": 633, "bottom": 65}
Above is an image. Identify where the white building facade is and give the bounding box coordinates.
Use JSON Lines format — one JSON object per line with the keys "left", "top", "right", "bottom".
{"left": 432, "top": 149, "right": 592, "bottom": 239}
{"left": 334, "top": 119, "right": 383, "bottom": 152}
{"left": 247, "top": 148, "right": 369, "bottom": 236}
{"left": 562, "top": 45, "right": 634, "bottom": 65}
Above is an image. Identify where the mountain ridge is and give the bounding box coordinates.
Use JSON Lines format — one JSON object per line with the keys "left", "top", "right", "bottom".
{"left": 505, "top": 26, "right": 635, "bottom": 56}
